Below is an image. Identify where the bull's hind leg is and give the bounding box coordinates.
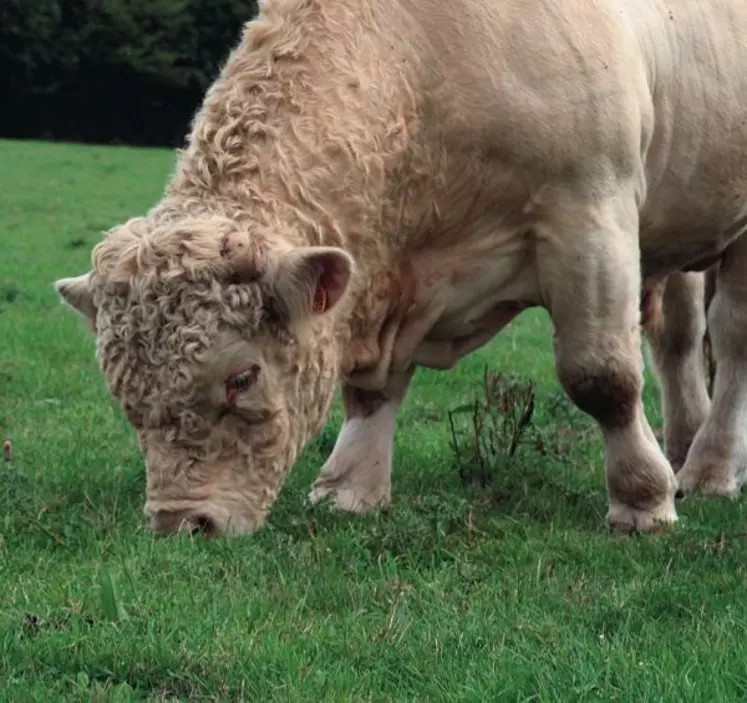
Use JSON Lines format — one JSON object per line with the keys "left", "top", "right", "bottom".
{"left": 308, "top": 367, "right": 415, "bottom": 512}
{"left": 677, "top": 237, "right": 747, "bottom": 497}
{"left": 643, "top": 272, "right": 711, "bottom": 472}
{"left": 538, "top": 197, "right": 677, "bottom": 532}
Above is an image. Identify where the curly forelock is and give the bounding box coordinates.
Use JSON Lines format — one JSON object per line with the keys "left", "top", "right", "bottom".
{"left": 92, "top": 266, "right": 268, "bottom": 435}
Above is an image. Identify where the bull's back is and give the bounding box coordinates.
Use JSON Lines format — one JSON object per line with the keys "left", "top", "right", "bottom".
{"left": 406, "top": 0, "right": 645, "bottom": 178}
{"left": 626, "top": 0, "right": 747, "bottom": 266}
{"left": 396, "top": 0, "right": 747, "bottom": 271}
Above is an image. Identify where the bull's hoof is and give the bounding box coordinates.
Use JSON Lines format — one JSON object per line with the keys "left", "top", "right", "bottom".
{"left": 675, "top": 462, "right": 743, "bottom": 499}
{"left": 607, "top": 497, "right": 678, "bottom": 534}
{"left": 307, "top": 480, "right": 389, "bottom": 514}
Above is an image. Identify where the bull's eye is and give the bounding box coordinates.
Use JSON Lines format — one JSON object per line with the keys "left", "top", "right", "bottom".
{"left": 225, "top": 365, "right": 259, "bottom": 404}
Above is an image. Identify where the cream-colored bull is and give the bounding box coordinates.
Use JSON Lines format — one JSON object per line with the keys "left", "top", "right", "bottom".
{"left": 55, "top": 0, "right": 747, "bottom": 536}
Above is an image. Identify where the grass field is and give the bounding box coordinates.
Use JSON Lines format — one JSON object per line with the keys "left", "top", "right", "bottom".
{"left": 2, "top": 138, "right": 747, "bottom": 701}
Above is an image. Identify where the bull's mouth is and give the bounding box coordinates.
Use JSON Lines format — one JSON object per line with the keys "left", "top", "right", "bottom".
{"left": 144, "top": 499, "right": 253, "bottom": 538}
{"left": 149, "top": 507, "right": 221, "bottom": 538}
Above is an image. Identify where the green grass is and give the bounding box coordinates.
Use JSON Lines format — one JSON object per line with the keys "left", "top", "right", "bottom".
{"left": 2, "top": 138, "right": 747, "bottom": 702}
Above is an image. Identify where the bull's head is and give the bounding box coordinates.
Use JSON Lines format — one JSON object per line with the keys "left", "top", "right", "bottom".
{"left": 54, "top": 214, "right": 354, "bottom": 536}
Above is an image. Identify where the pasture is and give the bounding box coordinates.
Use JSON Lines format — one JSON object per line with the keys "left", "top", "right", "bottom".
{"left": 1, "top": 138, "right": 747, "bottom": 701}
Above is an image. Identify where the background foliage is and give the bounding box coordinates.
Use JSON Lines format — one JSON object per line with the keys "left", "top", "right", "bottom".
{"left": 0, "top": 0, "right": 259, "bottom": 146}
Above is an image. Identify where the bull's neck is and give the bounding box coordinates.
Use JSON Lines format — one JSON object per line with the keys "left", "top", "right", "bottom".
{"left": 164, "top": 1, "right": 428, "bottom": 281}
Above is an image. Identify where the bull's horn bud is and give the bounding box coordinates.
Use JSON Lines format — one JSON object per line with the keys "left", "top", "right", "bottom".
{"left": 220, "top": 231, "right": 265, "bottom": 283}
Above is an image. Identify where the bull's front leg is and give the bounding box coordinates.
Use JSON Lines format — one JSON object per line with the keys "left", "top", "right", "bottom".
{"left": 539, "top": 199, "right": 678, "bottom": 532}
{"left": 308, "top": 366, "right": 415, "bottom": 513}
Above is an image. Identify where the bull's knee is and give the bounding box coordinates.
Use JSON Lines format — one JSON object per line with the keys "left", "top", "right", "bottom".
{"left": 559, "top": 359, "right": 640, "bottom": 430}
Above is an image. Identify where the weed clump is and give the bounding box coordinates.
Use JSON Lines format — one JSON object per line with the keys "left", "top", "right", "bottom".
{"left": 447, "top": 366, "right": 588, "bottom": 491}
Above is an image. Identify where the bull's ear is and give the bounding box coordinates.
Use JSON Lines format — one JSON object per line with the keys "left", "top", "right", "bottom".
{"left": 272, "top": 246, "right": 354, "bottom": 319}
{"left": 54, "top": 272, "right": 97, "bottom": 327}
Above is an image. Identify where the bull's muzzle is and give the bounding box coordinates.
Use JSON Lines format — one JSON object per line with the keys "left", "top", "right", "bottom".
{"left": 149, "top": 508, "right": 220, "bottom": 538}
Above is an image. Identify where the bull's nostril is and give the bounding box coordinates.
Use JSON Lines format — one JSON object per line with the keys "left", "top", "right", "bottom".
{"left": 150, "top": 509, "right": 219, "bottom": 537}
{"left": 191, "top": 514, "right": 219, "bottom": 537}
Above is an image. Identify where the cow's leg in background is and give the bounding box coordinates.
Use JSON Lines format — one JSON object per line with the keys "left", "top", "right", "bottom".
{"left": 308, "top": 367, "right": 415, "bottom": 512}
{"left": 677, "top": 236, "right": 747, "bottom": 497}
{"left": 538, "top": 196, "right": 678, "bottom": 532}
{"left": 643, "top": 272, "right": 711, "bottom": 472}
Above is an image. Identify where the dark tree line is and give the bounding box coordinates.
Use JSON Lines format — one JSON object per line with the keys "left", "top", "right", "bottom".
{"left": 0, "top": 0, "right": 259, "bottom": 147}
